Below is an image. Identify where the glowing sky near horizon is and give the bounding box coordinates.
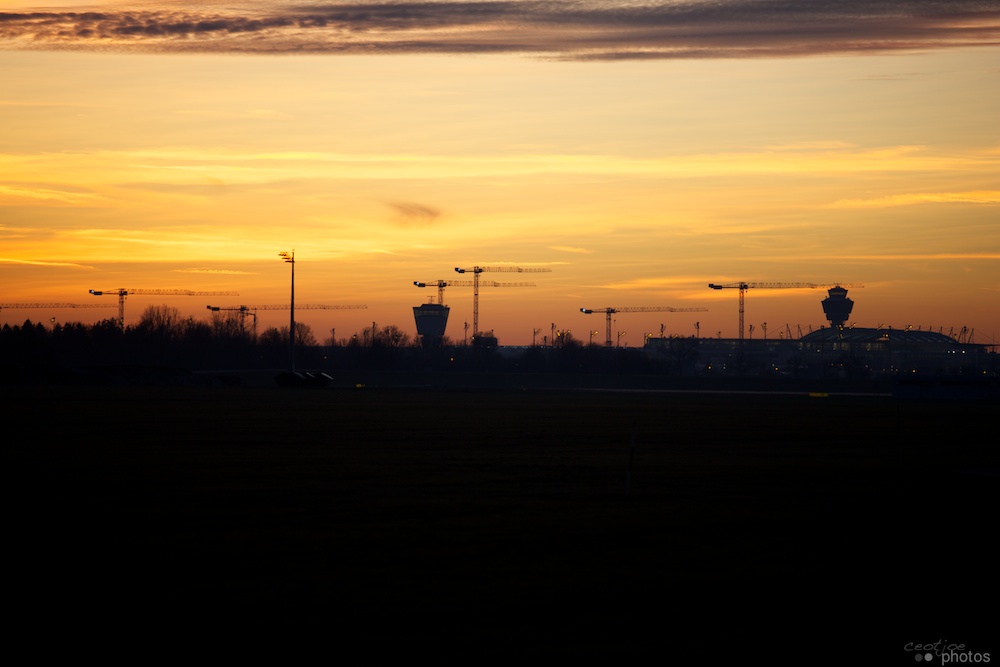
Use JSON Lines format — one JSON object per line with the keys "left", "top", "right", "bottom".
{"left": 2, "top": 1, "right": 999, "bottom": 346}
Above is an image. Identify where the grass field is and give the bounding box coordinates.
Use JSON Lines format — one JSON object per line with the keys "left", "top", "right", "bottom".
{"left": 8, "top": 382, "right": 997, "bottom": 659}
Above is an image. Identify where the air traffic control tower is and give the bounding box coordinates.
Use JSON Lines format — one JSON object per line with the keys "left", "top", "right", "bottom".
{"left": 821, "top": 286, "right": 855, "bottom": 327}
{"left": 413, "top": 302, "right": 450, "bottom": 346}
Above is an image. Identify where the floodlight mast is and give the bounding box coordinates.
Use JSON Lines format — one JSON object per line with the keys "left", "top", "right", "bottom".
{"left": 279, "top": 251, "right": 295, "bottom": 372}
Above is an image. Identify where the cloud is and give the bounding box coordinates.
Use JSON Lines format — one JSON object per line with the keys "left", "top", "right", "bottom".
{"left": 0, "top": 184, "right": 107, "bottom": 205}
{"left": 715, "top": 253, "right": 1000, "bottom": 267}
{"left": 174, "top": 268, "right": 259, "bottom": 275}
{"left": 828, "top": 190, "right": 1000, "bottom": 208}
{"left": 386, "top": 201, "right": 440, "bottom": 227}
{"left": 173, "top": 108, "right": 291, "bottom": 120}
{"left": 549, "top": 245, "right": 592, "bottom": 254}
{"left": 1, "top": 1, "right": 998, "bottom": 59}
{"left": 849, "top": 253, "right": 1000, "bottom": 260}
{"left": 763, "top": 141, "right": 856, "bottom": 152}
{"left": 0, "top": 257, "right": 94, "bottom": 268}
{"left": 601, "top": 276, "right": 700, "bottom": 290}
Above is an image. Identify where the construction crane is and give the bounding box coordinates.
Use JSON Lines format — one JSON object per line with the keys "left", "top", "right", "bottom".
{"left": 452, "top": 266, "right": 552, "bottom": 338}
{"left": 414, "top": 279, "right": 534, "bottom": 308}
{"left": 580, "top": 306, "right": 708, "bottom": 348}
{"left": 707, "top": 281, "right": 863, "bottom": 341}
{"left": 1, "top": 303, "right": 115, "bottom": 321}
{"left": 89, "top": 288, "right": 239, "bottom": 329}
{"left": 413, "top": 280, "right": 452, "bottom": 305}
{"left": 206, "top": 304, "right": 366, "bottom": 338}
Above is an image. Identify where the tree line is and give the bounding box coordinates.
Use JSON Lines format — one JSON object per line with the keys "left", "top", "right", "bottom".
{"left": 1, "top": 304, "right": 686, "bottom": 380}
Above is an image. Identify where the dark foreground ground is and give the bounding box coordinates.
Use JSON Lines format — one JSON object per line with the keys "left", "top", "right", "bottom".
{"left": 8, "top": 381, "right": 998, "bottom": 661}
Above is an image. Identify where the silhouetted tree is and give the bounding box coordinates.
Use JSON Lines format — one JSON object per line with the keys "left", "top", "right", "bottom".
{"left": 294, "top": 323, "right": 317, "bottom": 347}
{"left": 208, "top": 310, "right": 248, "bottom": 339}
{"left": 257, "top": 323, "right": 317, "bottom": 347}
{"left": 376, "top": 324, "right": 411, "bottom": 348}
{"left": 137, "top": 305, "right": 184, "bottom": 337}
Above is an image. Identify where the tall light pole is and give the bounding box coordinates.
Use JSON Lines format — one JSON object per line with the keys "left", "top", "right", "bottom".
{"left": 279, "top": 250, "right": 295, "bottom": 372}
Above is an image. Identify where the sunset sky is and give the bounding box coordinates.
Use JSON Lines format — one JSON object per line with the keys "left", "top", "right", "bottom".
{"left": 2, "top": 0, "right": 998, "bottom": 346}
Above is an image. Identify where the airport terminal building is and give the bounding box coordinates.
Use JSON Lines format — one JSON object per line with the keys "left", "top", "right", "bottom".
{"left": 643, "top": 286, "right": 995, "bottom": 381}
{"left": 644, "top": 326, "right": 993, "bottom": 380}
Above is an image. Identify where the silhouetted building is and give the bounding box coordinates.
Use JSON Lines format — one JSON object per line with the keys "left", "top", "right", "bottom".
{"left": 472, "top": 334, "right": 498, "bottom": 349}
{"left": 822, "top": 286, "right": 854, "bottom": 327}
{"left": 644, "top": 327, "right": 991, "bottom": 382}
{"left": 643, "top": 284, "right": 994, "bottom": 383}
{"left": 413, "top": 303, "right": 449, "bottom": 346}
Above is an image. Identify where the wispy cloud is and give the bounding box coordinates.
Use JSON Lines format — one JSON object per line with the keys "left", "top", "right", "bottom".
{"left": 2, "top": 1, "right": 998, "bottom": 59}
{"left": 849, "top": 253, "right": 1000, "bottom": 260}
{"left": 0, "top": 184, "right": 106, "bottom": 205}
{"left": 829, "top": 190, "right": 1000, "bottom": 208}
{"left": 601, "top": 276, "right": 702, "bottom": 291}
{"left": 715, "top": 253, "right": 1000, "bottom": 268}
{"left": 174, "top": 268, "right": 259, "bottom": 275}
{"left": 386, "top": 201, "right": 440, "bottom": 227}
{"left": 9, "top": 144, "right": 991, "bottom": 190}
{"left": 0, "top": 257, "right": 94, "bottom": 268}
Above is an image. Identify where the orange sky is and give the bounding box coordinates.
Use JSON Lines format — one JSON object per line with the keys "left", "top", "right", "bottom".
{"left": 2, "top": 1, "right": 999, "bottom": 346}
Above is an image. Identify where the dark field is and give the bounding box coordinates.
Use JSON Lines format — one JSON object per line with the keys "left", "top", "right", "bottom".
{"left": 9, "top": 382, "right": 998, "bottom": 659}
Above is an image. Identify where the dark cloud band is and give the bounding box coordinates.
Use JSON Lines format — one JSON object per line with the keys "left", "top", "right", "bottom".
{"left": 1, "top": 1, "right": 998, "bottom": 59}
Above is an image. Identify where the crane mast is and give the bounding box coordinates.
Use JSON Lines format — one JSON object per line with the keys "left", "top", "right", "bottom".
{"left": 707, "top": 281, "right": 863, "bottom": 340}
{"left": 453, "top": 266, "right": 552, "bottom": 338}
{"left": 580, "top": 306, "right": 708, "bottom": 348}
{"left": 90, "top": 288, "right": 239, "bottom": 329}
